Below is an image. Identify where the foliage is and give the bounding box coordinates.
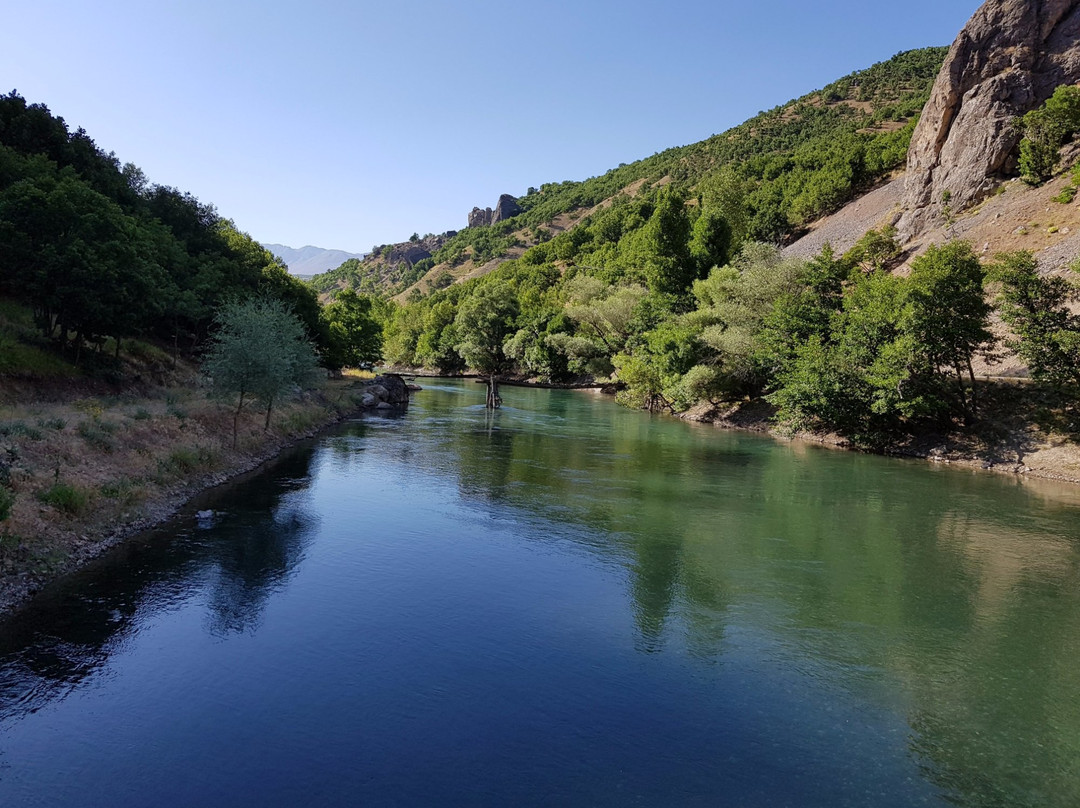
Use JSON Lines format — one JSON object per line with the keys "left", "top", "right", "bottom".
{"left": 319, "top": 290, "right": 383, "bottom": 372}
{"left": 0, "top": 91, "right": 325, "bottom": 364}
{"left": 844, "top": 225, "right": 901, "bottom": 273}
{"left": 989, "top": 251, "right": 1080, "bottom": 388}
{"left": 453, "top": 282, "right": 520, "bottom": 376}
{"left": 204, "top": 298, "right": 321, "bottom": 441}
{"left": 1017, "top": 86, "right": 1080, "bottom": 184}
{"left": 905, "top": 241, "right": 994, "bottom": 416}
{"left": 766, "top": 241, "right": 996, "bottom": 442}
{"left": 37, "top": 482, "right": 90, "bottom": 516}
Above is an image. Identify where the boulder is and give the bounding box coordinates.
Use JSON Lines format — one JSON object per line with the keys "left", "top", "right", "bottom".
{"left": 371, "top": 374, "right": 410, "bottom": 406}
{"left": 492, "top": 194, "right": 522, "bottom": 223}
{"left": 898, "top": 0, "right": 1080, "bottom": 239}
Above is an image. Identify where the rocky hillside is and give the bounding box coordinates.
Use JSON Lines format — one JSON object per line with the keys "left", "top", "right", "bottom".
{"left": 898, "top": 0, "right": 1080, "bottom": 238}
{"left": 309, "top": 48, "right": 947, "bottom": 300}
{"left": 308, "top": 232, "right": 456, "bottom": 297}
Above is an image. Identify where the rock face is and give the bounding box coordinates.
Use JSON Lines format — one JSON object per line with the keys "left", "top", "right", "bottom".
{"left": 379, "top": 234, "right": 449, "bottom": 267}
{"left": 468, "top": 207, "right": 493, "bottom": 228}
{"left": 492, "top": 194, "right": 522, "bottom": 223}
{"left": 467, "top": 195, "right": 521, "bottom": 228}
{"left": 898, "top": 0, "right": 1080, "bottom": 239}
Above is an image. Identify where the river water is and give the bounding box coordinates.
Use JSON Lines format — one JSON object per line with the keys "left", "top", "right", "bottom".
{"left": 1, "top": 379, "right": 1079, "bottom": 806}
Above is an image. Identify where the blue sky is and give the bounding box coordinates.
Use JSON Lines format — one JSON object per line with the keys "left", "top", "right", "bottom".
{"left": 3, "top": 0, "right": 980, "bottom": 253}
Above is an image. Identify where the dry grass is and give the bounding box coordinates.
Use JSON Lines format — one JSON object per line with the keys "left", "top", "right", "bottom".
{"left": 0, "top": 378, "right": 370, "bottom": 597}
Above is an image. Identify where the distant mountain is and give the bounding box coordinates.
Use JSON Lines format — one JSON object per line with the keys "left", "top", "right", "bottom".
{"left": 262, "top": 244, "right": 366, "bottom": 277}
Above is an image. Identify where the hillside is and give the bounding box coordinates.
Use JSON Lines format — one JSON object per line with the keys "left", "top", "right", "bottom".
{"left": 359, "top": 0, "right": 1080, "bottom": 474}
{"left": 310, "top": 47, "right": 948, "bottom": 300}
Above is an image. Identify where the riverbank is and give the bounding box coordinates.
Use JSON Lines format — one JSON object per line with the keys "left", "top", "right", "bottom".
{"left": 683, "top": 382, "right": 1080, "bottom": 486}
{"left": 392, "top": 367, "right": 1080, "bottom": 484}
{"left": 384, "top": 368, "right": 603, "bottom": 388}
{"left": 0, "top": 375, "right": 408, "bottom": 616}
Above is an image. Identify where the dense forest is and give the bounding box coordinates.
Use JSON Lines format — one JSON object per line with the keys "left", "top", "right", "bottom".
{"left": 0, "top": 91, "right": 379, "bottom": 375}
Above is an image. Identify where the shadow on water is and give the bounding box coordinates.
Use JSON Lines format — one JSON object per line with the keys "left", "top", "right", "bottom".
{"left": 0, "top": 441, "right": 320, "bottom": 722}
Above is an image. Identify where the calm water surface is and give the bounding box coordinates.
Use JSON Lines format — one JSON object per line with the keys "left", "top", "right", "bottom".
{"left": 2, "top": 380, "right": 1080, "bottom": 806}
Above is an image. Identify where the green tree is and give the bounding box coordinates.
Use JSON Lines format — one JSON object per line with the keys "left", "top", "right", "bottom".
{"left": 204, "top": 298, "right": 321, "bottom": 446}
{"left": 415, "top": 299, "right": 465, "bottom": 373}
{"left": 905, "top": 241, "right": 995, "bottom": 416}
{"left": 989, "top": 250, "right": 1080, "bottom": 388}
{"left": 639, "top": 187, "right": 693, "bottom": 296}
{"left": 320, "top": 289, "right": 383, "bottom": 373}
{"left": 454, "top": 282, "right": 520, "bottom": 406}
{"left": 844, "top": 225, "right": 901, "bottom": 273}
{"left": 689, "top": 208, "right": 733, "bottom": 276}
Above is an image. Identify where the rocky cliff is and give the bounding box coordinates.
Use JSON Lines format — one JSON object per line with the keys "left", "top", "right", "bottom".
{"left": 898, "top": 0, "right": 1080, "bottom": 239}
{"left": 467, "top": 194, "right": 521, "bottom": 228}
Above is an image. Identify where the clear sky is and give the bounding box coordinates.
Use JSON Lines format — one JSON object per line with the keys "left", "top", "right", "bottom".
{"left": 3, "top": 0, "right": 981, "bottom": 254}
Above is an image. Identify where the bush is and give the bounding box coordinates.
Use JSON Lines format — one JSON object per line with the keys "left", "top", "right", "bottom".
{"left": 158, "top": 446, "right": 218, "bottom": 477}
{"left": 99, "top": 478, "right": 144, "bottom": 507}
{"left": 0, "top": 487, "right": 14, "bottom": 521}
{"left": 0, "top": 421, "right": 42, "bottom": 440}
{"left": 38, "top": 483, "right": 90, "bottom": 516}
{"left": 77, "top": 420, "right": 117, "bottom": 452}
{"left": 1018, "top": 86, "right": 1080, "bottom": 183}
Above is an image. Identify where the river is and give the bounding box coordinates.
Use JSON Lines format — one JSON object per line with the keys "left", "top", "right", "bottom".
{"left": 1, "top": 379, "right": 1079, "bottom": 806}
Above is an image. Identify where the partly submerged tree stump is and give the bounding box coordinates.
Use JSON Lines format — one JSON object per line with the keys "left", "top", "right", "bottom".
{"left": 485, "top": 375, "right": 502, "bottom": 409}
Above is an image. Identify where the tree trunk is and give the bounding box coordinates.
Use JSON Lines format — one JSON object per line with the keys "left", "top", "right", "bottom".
{"left": 115, "top": 337, "right": 121, "bottom": 359}
{"left": 486, "top": 375, "right": 502, "bottom": 409}
{"left": 264, "top": 396, "right": 274, "bottom": 431}
{"left": 954, "top": 364, "right": 970, "bottom": 423}
{"left": 966, "top": 357, "right": 979, "bottom": 414}
{"left": 233, "top": 391, "right": 245, "bottom": 450}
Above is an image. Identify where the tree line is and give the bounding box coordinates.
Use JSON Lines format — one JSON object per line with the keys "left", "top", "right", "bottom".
{"left": 374, "top": 173, "right": 1079, "bottom": 444}
{"left": 0, "top": 92, "right": 380, "bottom": 374}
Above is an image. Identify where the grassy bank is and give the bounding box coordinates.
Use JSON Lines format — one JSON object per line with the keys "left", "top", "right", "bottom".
{"left": 0, "top": 376, "right": 376, "bottom": 615}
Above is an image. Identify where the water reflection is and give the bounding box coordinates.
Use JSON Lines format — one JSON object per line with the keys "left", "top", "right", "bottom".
{"left": 1, "top": 382, "right": 1079, "bottom": 807}
{"left": 0, "top": 445, "right": 318, "bottom": 720}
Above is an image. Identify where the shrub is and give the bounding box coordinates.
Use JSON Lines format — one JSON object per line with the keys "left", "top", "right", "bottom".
{"left": 0, "top": 487, "right": 14, "bottom": 521}
{"left": 77, "top": 420, "right": 117, "bottom": 452}
{"left": 158, "top": 446, "right": 218, "bottom": 477}
{"left": 99, "top": 478, "right": 144, "bottom": 507}
{"left": 0, "top": 421, "right": 42, "bottom": 440}
{"left": 1017, "top": 86, "right": 1080, "bottom": 183}
{"left": 38, "top": 483, "right": 90, "bottom": 516}
{"left": 1052, "top": 185, "right": 1077, "bottom": 204}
